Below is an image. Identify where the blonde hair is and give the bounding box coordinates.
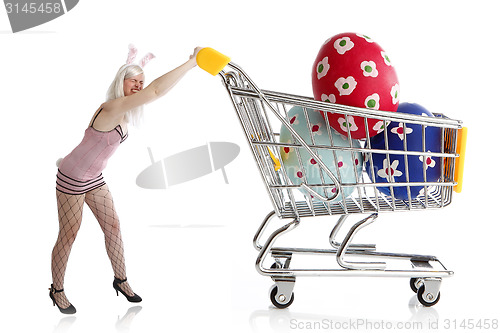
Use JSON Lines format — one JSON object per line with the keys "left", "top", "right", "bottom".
{"left": 106, "top": 64, "right": 145, "bottom": 127}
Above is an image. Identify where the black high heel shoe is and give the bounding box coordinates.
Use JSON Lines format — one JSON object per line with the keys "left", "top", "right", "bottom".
{"left": 49, "top": 284, "right": 77, "bottom": 314}
{"left": 113, "top": 277, "right": 142, "bottom": 303}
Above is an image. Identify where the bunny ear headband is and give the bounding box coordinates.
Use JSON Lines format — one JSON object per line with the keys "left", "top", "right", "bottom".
{"left": 126, "top": 44, "right": 155, "bottom": 68}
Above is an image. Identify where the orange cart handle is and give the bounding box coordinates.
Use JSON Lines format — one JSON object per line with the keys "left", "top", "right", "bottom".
{"left": 454, "top": 127, "right": 467, "bottom": 193}
{"left": 196, "top": 47, "right": 231, "bottom": 76}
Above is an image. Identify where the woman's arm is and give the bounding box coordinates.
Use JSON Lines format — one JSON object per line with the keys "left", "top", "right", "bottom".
{"left": 103, "top": 47, "right": 202, "bottom": 118}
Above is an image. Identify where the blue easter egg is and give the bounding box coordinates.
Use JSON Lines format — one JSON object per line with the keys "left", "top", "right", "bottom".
{"left": 366, "top": 102, "right": 442, "bottom": 200}
{"left": 279, "top": 106, "right": 363, "bottom": 202}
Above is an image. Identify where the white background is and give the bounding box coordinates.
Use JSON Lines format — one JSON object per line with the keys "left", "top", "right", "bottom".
{"left": 0, "top": 1, "right": 498, "bottom": 332}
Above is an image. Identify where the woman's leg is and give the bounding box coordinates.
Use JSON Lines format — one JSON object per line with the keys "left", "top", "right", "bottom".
{"left": 51, "top": 190, "right": 85, "bottom": 308}
{"left": 84, "top": 184, "right": 135, "bottom": 296}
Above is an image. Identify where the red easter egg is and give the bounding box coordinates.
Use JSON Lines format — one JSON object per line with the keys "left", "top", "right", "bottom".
{"left": 312, "top": 33, "right": 400, "bottom": 139}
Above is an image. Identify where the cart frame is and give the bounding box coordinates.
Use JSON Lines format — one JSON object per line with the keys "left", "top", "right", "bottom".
{"left": 202, "top": 50, "right": 465, "bottom": 308}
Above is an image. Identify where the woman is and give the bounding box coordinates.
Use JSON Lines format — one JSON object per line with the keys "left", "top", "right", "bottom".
{"left": 50, "top": 46, "right": 202, "bottom": 314}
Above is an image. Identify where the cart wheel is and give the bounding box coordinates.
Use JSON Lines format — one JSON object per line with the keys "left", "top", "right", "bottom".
{"left": 270, "top": 285, "right": 294, "bottom": 309}
{"left": 417, "top": 285, "right": 440, "bottom": 307}
{"left": 410, "top": 278, "right": 419, "bottom": 293}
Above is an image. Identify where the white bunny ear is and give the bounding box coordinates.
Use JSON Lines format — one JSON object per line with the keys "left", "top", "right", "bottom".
{"left": 139, "top": 52, "right": 155, "bottom": 68}
{"left": 126, "top": 44, "right": 138, "bottom": 64}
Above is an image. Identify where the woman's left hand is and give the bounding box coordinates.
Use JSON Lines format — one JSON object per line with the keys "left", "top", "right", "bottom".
{"left": 190, "top": 47, "right": 203, "bottom": 62}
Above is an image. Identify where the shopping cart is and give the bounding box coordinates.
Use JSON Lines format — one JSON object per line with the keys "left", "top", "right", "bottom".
{"left": 197, "top": 48, "right": 467, "bottom": 308}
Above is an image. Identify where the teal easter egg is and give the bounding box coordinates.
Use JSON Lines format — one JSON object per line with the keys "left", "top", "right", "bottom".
{"left": 279, "top": 106, "right": 363, "bottom": 202}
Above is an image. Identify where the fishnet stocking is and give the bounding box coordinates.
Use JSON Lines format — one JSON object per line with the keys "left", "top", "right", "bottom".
{"left": 51, "top": 191, "right": 85, "bottom": 309}
{"left": 84, "top": 185, "right": 135, "bottom": 297}
{"left": 51, "top": 185, "right": 135, "bottom": 311}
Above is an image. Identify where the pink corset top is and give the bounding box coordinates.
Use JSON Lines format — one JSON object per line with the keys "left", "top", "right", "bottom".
{"left": 58, "top": 125, "right": 128, "bottom": 182}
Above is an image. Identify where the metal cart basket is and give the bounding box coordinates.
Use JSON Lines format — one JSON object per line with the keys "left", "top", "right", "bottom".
{"left": 197, "top": 48, "right": 467, "bottom": 308}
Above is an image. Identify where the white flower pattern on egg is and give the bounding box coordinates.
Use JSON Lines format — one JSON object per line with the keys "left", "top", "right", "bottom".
{"left": 391, "top": 84, "right": 400, "bottom": 104}
{"left": 361, "top": 61, "right": 378, "bottom": 77}
{"left": 381, "top": 51, "right": 392, "bottom": 66}
{"left": 335, "top": 76, "right": 357, "bottom": 96}
{"left": 373, "top": 120, "right": 391, "bottom": 134}
{"left": 316, "top": 57, "right": 330, "bottom": 80}
{"left": 377, "top": 159, "right": 403, "bottom": 182}
{"left": 337, "top": 156, "right": 344, "bottom": 168}
{"left": 337, "top": 115, "right": 358, "bottom": 133}
{"left": 281, "top": 140, "right": 294, "bottom": 161}
{"left": 364, "top": 93, "right": 380, "bottom": 110}
{"left": 321, "top": 93, "right": 336, "bottom": 103}
{"left": 356, "top": 33, "right": 374, "bottom": 43}
{"left": 296, "top": 170, "right": 304, "bottom": 179}
{"left": 419, "top": 186, "right": 436, "bottom": 196}
{"left": 289, "top": 114, "right": 300, "bottom": 127}
{"left": 373, "top": 120, "right": 390, "bottom": 134}
{"left": 419, "top": 152, "right": 436, "bottom": 170}
{"left": 391, "top": 122, "right": 413, "bottom": 140}
{"left": 334, "top": 37, "right": 355, "bottom": 55}
{"left": 311, "top": 122, "right": 323, "bottom": 136}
